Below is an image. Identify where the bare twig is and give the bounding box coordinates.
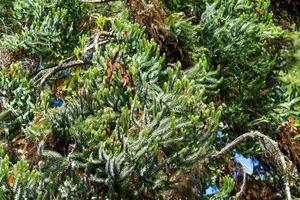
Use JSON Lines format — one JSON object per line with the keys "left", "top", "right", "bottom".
{"left": 212, "top": 131, "right": 292, "bottom": 200}
{"left": 32, "top": 59, "right": 90, "bottom": 87}
{"left": 31, "top": 56, "right": 75, "bottom": 77}
{"left": 39, "top": 60, "right": 90, "bottom": 86}
{"left": 235, "top": 167, "right": 247, "bottom": 199}
{"left": 94, "top": 32, "right": 101, "bottom": 52}
{"left": 32, "top": 31, "right": 116, "bottom": 86}
{"left": 85, "top": 31, "right": 116, "bottom": 51}
{"left": 98, "top": 31, "right": 117, "bottom": 38}
{"left": 85, "top": 40, "right": 109, "bottom": 52}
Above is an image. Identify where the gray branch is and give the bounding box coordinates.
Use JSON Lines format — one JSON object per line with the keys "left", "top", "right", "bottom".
{"left": 235, "top": 167, "right": 247, "bottom": 199}
{"left": 212, "top": 131, "right": 292, "bottom": 200}
{"left": 32, "top": 31, "right": 116, "bottom": 87}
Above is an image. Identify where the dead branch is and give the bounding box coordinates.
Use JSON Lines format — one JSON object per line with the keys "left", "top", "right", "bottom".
{"left": 32, "top": 31, "right": 116, "bottom": 86}
{"left": 212, "top": 131, "right": 292, "bottom": 200}
{"left": 235, "top": 167, "right": 247, "bottom": 200}
{"left": 40, "top": 60, "right": 89, "bottom": 86}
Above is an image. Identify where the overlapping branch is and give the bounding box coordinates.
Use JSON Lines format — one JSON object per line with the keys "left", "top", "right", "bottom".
{"left": 32, "top": 31, "right": 116, "bottom": 87}
{"left": 235, "top": 167, "right": 247, "bottom": 200}
{"left": 212, "top": 131, "right": 292, "bottom": 200}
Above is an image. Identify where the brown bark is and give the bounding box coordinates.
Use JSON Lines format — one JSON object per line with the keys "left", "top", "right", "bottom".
{"left": 126, "top": 0, "right": 193, "bottom": 68}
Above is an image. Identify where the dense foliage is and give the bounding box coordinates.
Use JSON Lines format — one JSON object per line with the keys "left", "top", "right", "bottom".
{"left": 0, "top": 0, "right": 299, "bottom": 199}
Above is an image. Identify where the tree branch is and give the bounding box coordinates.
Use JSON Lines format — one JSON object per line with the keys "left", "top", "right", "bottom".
{"left": 37, "top": 60, "right": 90, "bottom": 87}
{"left": 235, "top": 167, "right": 247, "bottom": 199}
{"left": 212, "top": 131, "right": 292, "bottom": 200}
{"left": 32, "top": 31, "right": 116, "bottom": 87}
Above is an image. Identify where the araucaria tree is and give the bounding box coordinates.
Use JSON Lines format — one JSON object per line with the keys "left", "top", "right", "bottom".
{"left": 0, "top": 0, "right": 300, "bottom": 199}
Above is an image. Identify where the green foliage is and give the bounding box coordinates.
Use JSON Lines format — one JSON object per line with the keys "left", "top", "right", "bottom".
{"left": 0, "top": 1, "right": 13, "bottom": 34}
{"left": 212, "top": 176, "right": 235, "bottom": 199}
{"left": 197, "top": 0, "right": 288, "bottom": 136}
{"left": 0, "top": 64, "right": 35, "bottom": 138}
{"left": 28, "top": 18, "right": 221, "bottom": 199}
{"left": 163, "top": 0, "right": 300, "bottom": 196}
{"left": 0, "top": 145, "right": 41, "bottom": 199}
{"left": 164, "top": 0, "right": 291, "bottom": 137}
{"left": 163, "top": 0, "right": 206, "bottom": 18}
{"left": 0, "top": 0, "right": 299, "bottom": 198}
{"left": 279, "top": 33, "right": 300, "bottom": 124}
{"left": 185, "top": 55, "right": 223, "bottom": 95}
{"left": 167, "top": 13, "right": 199, "bottom": 52}
{"left": 1, "top": 0, "right": 86, "bottom": 63}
